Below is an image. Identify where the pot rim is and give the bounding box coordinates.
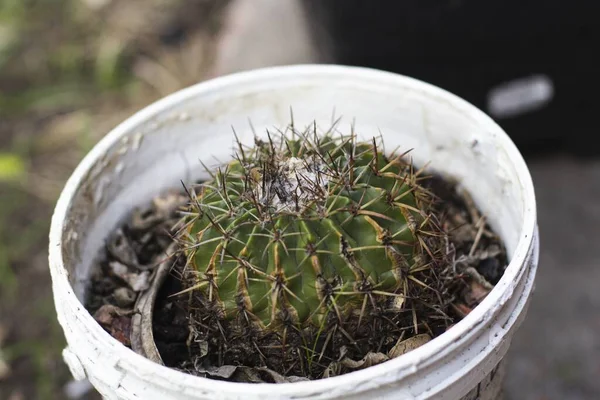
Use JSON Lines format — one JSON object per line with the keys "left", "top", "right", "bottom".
{"left": 49, "top": 64, "right": 537, "bottom": 395}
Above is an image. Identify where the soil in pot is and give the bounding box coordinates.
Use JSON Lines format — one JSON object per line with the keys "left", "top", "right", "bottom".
{"left": 85, "top": 126, "right": 506, "bottom": 383}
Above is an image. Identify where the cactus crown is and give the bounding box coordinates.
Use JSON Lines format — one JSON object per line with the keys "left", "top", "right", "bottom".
{"left": 178, "top": 124, "right": 447, "bottom": 336}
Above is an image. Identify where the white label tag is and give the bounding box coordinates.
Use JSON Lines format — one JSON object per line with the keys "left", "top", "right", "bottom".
{"left": 486, "top": 74, "right": 554, "bottom": 119}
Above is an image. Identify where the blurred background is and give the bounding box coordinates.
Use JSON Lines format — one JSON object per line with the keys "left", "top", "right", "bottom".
{"left": 0, "top": 1, "right": 598, "bottom": 399}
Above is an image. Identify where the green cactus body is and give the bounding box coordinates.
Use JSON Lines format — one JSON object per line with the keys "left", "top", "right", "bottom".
{"left": 181, "top": 133, "right": 439, "bottom": 331}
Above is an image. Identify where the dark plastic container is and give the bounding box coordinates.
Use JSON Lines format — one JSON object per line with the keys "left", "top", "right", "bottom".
{"left": 303, "top": 0, "right": 599, "bottom": 155}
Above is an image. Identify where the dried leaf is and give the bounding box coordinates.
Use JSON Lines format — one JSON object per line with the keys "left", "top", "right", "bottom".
{"left": 324, "top": 352, "right": 389, "bottom": 377}
{"left": 93, "top": 305, "right": 133, "bottom": 346}
{"left": 196, "top": 365, "right": 238, "bottom": 379}
{"left": 111, "top": 317, "right": 132, "bottom": 346}
{"left": 341, "top": 352, "right": 389, "bottom": 369}
{"left": 451, "top": 302, "right": 473, "bottom": 318}
{"left": 153, "top": 192, "right": 188, "bottom": 217}
{"left": 388, "top": 333, "right": 432, "bottom": 359}
{"left": 476, "top": 244, "right": 503, "bottom": 260}
{"left": 109, "top": 260, "right": 128, "bottom": 276}
{"left": 390, "top": 295, "right": 405, "bottom": 310}
{"left": 465, "top": 280, "right": 491, "bottom": 305}
{"left": 130, "top": 245, "right": 175, "bottom": 365}
{"left": 322, "top": 363, "right": 339, "bottom": 379}
{"left": 109, "top": 261, "right": 150, "bottom": 291}
{"left": 451, "top": 224, "right": 478, "bottom": 244}
{"left": 256, "top": 367, "right": 309, "bottom": 383}
{"left": 281, "top": 375, "right": 310, "bottom": 383}
{"left": 107, "top": 229, "right": 140, "bottom": 268}
{"left": 130, "top": 192, "right": 187, "bottom": 231}
{"left": 114, "top": 287, "right": 136, "bottom": 307}
{"left": 93, "top": 304, "right": 120, "bottom": 325}
{"left": 463, "top": 266, "right": 494, "bottom": 290}
{"left": 231, "top": 367, "right": 309, "bottom": 383}
{"left": 129, "top": 271, "right": 151, "bottom": 292}
{"left": 197, "top": 340, "right": 208, "bottom": 359}
{"left": 130, "top": 208, "right": 164, "bottom": 231}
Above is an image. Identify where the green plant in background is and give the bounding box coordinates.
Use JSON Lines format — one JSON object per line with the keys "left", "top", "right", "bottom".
{"left": 177, "top": 125, "right": 449, "bottom": 374}
{"left": 0, "top": 0, "right": 225, "bottom": 396}
{"left": 0, "top": 153, "right": 27, "bottom": 300}
{"left": 0, "top": 153, "right": 24, "bottom": 182}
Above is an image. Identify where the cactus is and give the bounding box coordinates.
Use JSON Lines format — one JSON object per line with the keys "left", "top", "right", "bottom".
{"left": 176, "top": 125, "right": 448, "bottom": 346}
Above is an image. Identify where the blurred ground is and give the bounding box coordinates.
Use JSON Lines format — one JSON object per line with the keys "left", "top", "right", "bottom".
{"left": 505, "top": 158, "right": 600, "bottom": 400}
{"left": 0, "top": 1, "right": 598, "bottom": 399}
{"left": 0, "top": 1, "right": 228, "bottom": 398}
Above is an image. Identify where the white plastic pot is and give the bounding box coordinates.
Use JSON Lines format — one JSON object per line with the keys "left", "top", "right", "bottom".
{"left": 49, "top": 65, "right": 538, "bottom": 400}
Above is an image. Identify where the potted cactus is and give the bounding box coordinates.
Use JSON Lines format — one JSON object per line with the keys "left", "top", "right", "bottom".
{"left": 49, "top": 65, "right": 538, "bottom": 399}
{"left": 128, "top": 129, "right": 455, "bottom": 378}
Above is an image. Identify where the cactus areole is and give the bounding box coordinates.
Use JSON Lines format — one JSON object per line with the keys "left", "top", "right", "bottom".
{"left": 178, "top": 127, "right": 449, "bottom": 339}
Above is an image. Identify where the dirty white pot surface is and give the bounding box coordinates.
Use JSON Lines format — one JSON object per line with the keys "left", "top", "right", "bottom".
{"left": 49, "top": 65, "right": 538, "bottom": 400}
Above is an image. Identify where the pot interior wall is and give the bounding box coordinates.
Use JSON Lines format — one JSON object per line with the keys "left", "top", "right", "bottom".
{"left": 60, "top": 72, "right": 528, "bottom": 301}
